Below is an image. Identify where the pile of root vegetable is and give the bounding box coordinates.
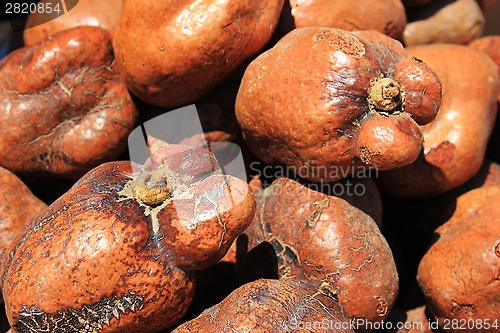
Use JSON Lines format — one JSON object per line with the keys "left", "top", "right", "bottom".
{"left": 0, "top": 0, "right": 499, "bottom": 332}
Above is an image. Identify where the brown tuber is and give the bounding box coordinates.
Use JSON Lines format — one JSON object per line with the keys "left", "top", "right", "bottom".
{"left": 417, "top": 186, "right": 500, "bottom": 333}
{"left": 1, "top": 144, "right": 256, "bottom": 333}
{"left": 239, "top": 177, "right": 398, "bottom": 331}
{"left": 172, "top": 279, "right": 354, "bottom": 333}
{"left": 404, "top": 0, "right": 485, "bottom": 46}
{"left": 112, "top": 0, "right": 284, "bottom": 108}
{"left": 0, "top": 26, "right": 137, "bottom": 179}
{"left": 279, "top": 0, "right": 407, "bottom": 41}
{"left": 0, "top": 167, "right": 47, "bottom": 278}
{"left": 469, "top": 35, "right": 500, "bottom": 102}
{"left": 236, "top": 27, "right": 442, "bottom": 182}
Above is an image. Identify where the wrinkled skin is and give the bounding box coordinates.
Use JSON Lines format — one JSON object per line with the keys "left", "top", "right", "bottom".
{"left": 1, "top": 144, "right": 256, "bottom": 333}
{"left": 248, "top": 172, "right": 384, "bottom": 227}
{"left": 113, "top": 0, "right": 283, "bottom": 108}
{"left": 240, "top": 178, "right": 398, "bottom": 331}
{"left": 377, "top": 44, "right": 499, "bottom": 198}
{"left": 0, "top": 26, "right": 137, "bottom": 179}
{"left": 404, "top": 0, "right": 485, "bottom": 46}
{"left": 236, "top": 27, "right": 441, "bottom": 182}
{"left": 282, "top": 0, "right": 407, "bottom": 41}
{"left": 23, "top": 0, "right": 122, "bottom": 46}
{"left": 172, "top": 279, "right": 354, "bottom": 333}
{"left": 417, "top": 186, "right": 500, "bottom": 333}
{"left": 469, "top": 35, "right": 500, "bottom": 102}
{"left": 0, "top": 167, "right": 47, "bottom": 278}
{"left": 221, "top": 170, "right": 384, "bottom": 264}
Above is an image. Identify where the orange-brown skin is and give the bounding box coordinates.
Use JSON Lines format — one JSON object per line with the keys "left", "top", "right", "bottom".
{"left": 404, "top": 0, "right": 485, "bottom": 46}
{"left": 23, "top": 0, "right": 122, "bottom": 46}
{"left": 236, "top": 27, "right": 441, "bottom": 182}
{"left": 417, "top": 186, "right": 500, "bottom": 333}
{"left": 220, "top": 173, "right": 384, "bottom": 264}
{"left": 469, "top": 35, "right": 500, "bottom": 102}
{"left": 376, "top": 160, "right": 500, "bottom": 291}
{"left": 377, "top": 44, "right": 499, "bottom": 198}
{"left": 284, "top": 0, "right": 407, "bottom": 41}
{"left": 172, "top": 279, "right": 354, "bottom": 333}
{"left": 112, "top": 0, "right": 283, "bottom": 108}
{"left": 0, "top": 26, "right": 137, "bottom": 179}
{"left": 249, "top": 173, "right": 384, "bottom": 227}
{"left": 1, "top": 144, "right": 256, "bottom": 333}
{"left": 220, "top": 174, "right": 264, "bottom": 264}
{"left": 0, "top": 167, "right": 47, "bottom": 276}
{"left": 241, "top": 178, "right": 398, "bottom": 331}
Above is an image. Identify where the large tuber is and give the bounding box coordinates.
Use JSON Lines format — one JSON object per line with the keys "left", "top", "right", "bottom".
{"left": 0, "top": 26, "right": 137, "bottom": 179}
{"left": 112, "top": 0, "right": 284, "bottom": 108}
{"left": 236, "top": 27, "right": 442, "bottom": 182}
{"left": 1, "top": 144, "right": 256, "bottom": 333}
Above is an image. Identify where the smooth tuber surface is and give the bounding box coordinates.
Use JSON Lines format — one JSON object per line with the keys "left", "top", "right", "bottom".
{"left": 0, "top": 26, "right": 137, "bottom": 179}
{"left": 1, "top": 144, "right": 256, "bottom": 333}
{"left": 282, "top": 0, "right": 407, "bottom": 41}
{"left": 469, "top": 35, "right": 500, "bottom": 102}
{"left": 112, "top": 0, "right": 284, "bottom": 108}
{"left": 404, "top": 0, "right": 485, "bottom": 46}
{"left": 236, "top": 27, "right": 441, "bottom": 182}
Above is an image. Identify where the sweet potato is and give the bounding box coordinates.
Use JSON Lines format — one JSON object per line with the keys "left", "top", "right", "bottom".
{"left": 469, "top": 35, "right": 500, "bottom": 102}
{"left": 0, "top": 167, "right": 47, "bottom": 276}
{"left": 280, "top": 0, "right": 406, "bottom": 41}
{"left": 404, "top": 0, "right": 485, "bottom": 46}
